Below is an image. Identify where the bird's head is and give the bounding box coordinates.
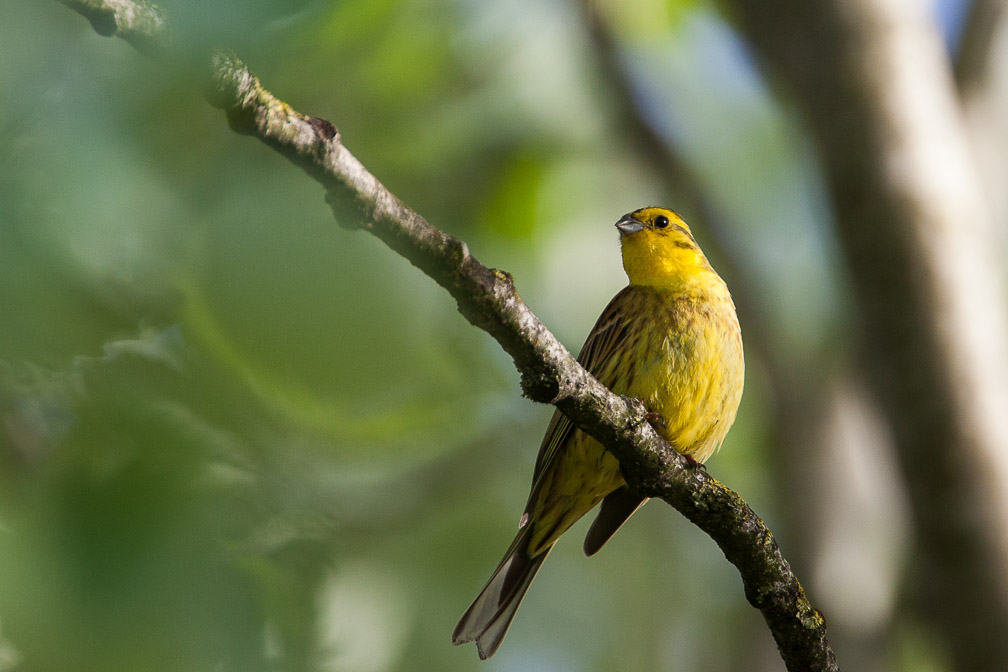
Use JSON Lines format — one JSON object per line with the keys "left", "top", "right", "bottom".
{"left": 615, "top": 207, "right": 713, "bottom": 289}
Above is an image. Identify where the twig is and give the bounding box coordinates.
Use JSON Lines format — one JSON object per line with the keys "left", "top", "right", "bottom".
{"left": 60, "top": 0, "right": 166, "bottom": 56}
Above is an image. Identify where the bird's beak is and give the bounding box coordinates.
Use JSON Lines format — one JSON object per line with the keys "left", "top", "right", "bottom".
{"left": 615, "top": 214, "right": 645, "bottom": 236}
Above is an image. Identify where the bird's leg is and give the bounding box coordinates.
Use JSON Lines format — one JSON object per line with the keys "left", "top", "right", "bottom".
{"left": 643, "top": 411, "right": 666, "bottom": 430}
{"left": 681, "top": 451, "right": 707, "bottom": 471}
{"left": 642, "top": 411, "right": 706, "bottom": 472}
{"left": 640, "top": 409, "right": 703, "bottom": 470}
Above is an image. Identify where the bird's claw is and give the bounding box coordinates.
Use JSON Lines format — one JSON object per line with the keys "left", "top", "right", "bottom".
{"left": 644, "top": 411, "right": 667, "bottom": 430}
{"left": 682, "top": 452, "right": 707, "bottom": 471}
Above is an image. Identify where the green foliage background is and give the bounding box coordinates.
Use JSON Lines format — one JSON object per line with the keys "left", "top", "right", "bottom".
{"left": 0, "top": 1, "right": 906, "bottom": 670}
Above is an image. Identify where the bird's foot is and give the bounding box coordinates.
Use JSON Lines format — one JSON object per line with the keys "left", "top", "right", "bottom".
{"left": 681, "top": 452, "right": 707, "bottom": 472}
{"left": 644, "top": 411, "right": 666, "bottom": 431}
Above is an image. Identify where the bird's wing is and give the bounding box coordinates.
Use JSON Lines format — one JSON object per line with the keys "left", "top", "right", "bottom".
{"left": 528, "top": 286, "right": 637, "bottom": 489}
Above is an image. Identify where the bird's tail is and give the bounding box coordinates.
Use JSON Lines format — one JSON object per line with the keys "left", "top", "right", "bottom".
{"left": 452, "top": 525, "right": 552, "bottom": 659}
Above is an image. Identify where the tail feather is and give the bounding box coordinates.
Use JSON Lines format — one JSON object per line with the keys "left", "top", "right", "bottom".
{"left": 583, "top": 486, "right": 646, "bottom": 556}
{"left": 453, "top": 527, "right": 552, "bottom": 659}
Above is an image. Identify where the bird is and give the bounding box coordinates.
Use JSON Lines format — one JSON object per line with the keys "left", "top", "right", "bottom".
{"left": 452, "top": 207, "right": 745, "bottom": 659}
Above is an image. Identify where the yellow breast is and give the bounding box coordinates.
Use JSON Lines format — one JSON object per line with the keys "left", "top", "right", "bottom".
{"left": 629, "top": 288, "right": 744, "bottom": 462}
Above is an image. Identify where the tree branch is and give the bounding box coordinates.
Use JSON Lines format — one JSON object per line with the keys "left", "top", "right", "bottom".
{"left": 955, "top": 0, "right": 1008, "bottom": 95}
{"left": 59, "top": 0, "right": 165, "bottom": 56}
{"left": 58, "top": 2, "right": 838, "bottom": 669}
{"left": 729, "top": 1, "right": 1008, "bottom": 670}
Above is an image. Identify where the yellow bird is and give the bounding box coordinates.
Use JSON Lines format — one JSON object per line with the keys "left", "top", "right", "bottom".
{"left": 452, "top": 207, "right": 745, "bottom": 659}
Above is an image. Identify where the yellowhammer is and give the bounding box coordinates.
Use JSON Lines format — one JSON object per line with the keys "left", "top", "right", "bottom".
{"left": 452, "top": 207, "right": 745, "bottom": 659}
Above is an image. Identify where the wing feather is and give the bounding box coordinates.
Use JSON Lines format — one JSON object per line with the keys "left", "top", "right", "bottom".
{"left": 526, "top": 287, "right": 639, "bottom": 498}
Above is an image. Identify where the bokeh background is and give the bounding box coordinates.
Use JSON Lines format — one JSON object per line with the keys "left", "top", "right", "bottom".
{"left": 2, "top": 1, "right": 1007, "bottom": 671}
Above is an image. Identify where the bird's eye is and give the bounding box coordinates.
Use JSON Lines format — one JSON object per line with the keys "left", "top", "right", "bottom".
{"left": 654, "top": 215, "right": 669, "bottom": 229}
